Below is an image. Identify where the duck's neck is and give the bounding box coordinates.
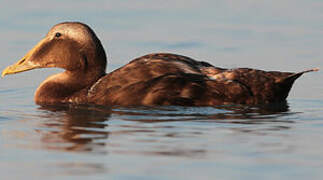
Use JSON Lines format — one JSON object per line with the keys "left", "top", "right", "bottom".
{"left": 35, "top": 69, "right": 105, "bottom": 105}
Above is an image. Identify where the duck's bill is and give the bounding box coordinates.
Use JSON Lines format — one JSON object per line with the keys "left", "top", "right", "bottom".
{"left": 1, "top": 57, "right": 41, "bottom": 77}
{"left": 1, "top": 39, "right": 46, "bottom": 77}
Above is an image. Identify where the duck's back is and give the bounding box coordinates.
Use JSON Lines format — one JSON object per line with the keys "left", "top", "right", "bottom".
{"left": 95, "top": 53, "right": 222, "bottom": 87}
{"left": 86, "top": 53, "right": 311, "bottom": 106}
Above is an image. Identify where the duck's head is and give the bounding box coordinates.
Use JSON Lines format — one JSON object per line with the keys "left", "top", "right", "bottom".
{"left": 2, "top": 22, "right": 107, "bottom": 77}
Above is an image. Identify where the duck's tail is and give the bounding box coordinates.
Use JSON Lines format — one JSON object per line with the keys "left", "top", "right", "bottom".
{"left": 278, "top": 68, "right": 319, "bottom": 84}
{"left": 274, "top": 68, "right": 319, "bottom": 101}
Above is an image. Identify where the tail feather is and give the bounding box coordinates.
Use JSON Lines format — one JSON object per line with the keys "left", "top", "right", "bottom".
{"left": 276, "top": 68, "right": 319, "bottom": 84}
{"left": 274, "top": 68, "right": 319, "bottom": 101}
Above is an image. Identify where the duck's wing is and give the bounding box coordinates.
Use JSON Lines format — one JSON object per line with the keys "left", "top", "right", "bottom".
{"left": 88, "top": 72, "right": 252, "bottom": 106}
{"left": 88, "top": 53, "right": 226, "bottom": 95}
{"left": 110, "top": 53, "right": 226, "bottom": 86}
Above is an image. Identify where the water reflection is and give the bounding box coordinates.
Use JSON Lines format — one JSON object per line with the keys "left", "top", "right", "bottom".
{"left": 38, "top": 105, "right": 111, "bottom": 153}
{"left": 207, "top": 101, "right": 293, "bottom": 124}
{"left": 112, "top": 101, "right": 292, "bottom": 123}
{"left": 36, "top": 102, "right": 293, "bottom": 155}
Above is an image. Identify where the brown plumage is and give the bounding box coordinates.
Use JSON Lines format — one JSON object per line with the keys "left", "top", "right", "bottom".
{"left": 1, "top": 22, "right": 319, "bottom": 106}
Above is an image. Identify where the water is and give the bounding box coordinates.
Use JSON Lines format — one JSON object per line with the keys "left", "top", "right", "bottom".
{"left": 1, "top": 0, "right": 323, "bottom": 179}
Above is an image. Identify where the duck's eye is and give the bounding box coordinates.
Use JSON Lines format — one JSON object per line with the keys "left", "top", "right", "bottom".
{"left": 55, "top": 32, "right": 61, "bottom": 38}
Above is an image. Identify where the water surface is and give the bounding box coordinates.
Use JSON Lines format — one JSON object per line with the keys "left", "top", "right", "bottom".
{"left": 1, "top": 0, "right": 323, "bottom": 179}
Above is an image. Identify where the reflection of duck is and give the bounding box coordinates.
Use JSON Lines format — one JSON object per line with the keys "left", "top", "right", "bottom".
{"left": 39, "top": 105, "right": 110, "bottom": 152}
{"left": 113, "top": 101, "right": 291, "bottom": 123}
{"left": 2, "top": 22, "right": 318, "bottom": 106}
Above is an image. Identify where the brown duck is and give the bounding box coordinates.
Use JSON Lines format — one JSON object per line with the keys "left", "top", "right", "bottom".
{"left": 1, "top": 22, "right": 318, "bottom": 106}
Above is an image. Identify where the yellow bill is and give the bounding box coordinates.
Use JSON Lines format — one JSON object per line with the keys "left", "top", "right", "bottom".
{"left": 2, "top": 38, "right": 47, "bottom": 77}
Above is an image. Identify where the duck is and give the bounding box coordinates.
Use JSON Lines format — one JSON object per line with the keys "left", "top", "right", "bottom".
{"left": 1, "top": 22, "right": 319, "bottom": 106}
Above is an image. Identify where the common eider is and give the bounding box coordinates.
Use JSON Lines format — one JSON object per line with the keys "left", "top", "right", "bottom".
{"left": 1, "top": 22, "right": 319, "bottom": 106}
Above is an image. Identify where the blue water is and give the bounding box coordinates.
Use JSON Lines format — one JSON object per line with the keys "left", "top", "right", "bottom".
{"left": 1, "top": 1, "right": 323, "bottom": 179}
